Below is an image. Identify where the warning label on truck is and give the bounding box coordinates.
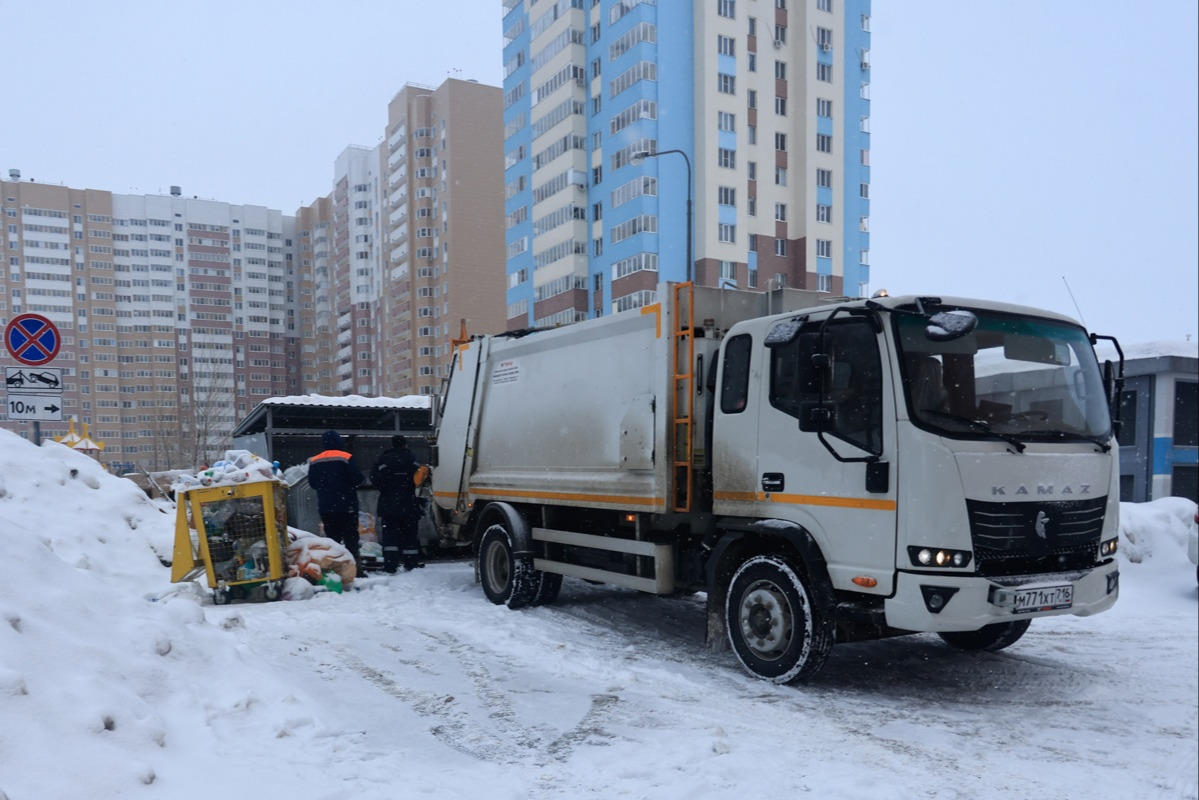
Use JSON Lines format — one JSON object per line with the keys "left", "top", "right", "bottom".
{"left": 492, "top": 359, "right": 520, "bottom": 385}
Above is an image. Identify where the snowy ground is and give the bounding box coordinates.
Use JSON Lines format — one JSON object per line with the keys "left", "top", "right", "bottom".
{"left": 1, "top": 429, "right": 1196, "bottom": 800}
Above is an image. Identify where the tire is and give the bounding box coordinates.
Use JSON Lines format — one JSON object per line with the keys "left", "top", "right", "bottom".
{"left": 262, "top": 581, "right": 281, "bottom": 601}
{"left": 478, "top": 523, "right": 539, "bottom": 609}
{"left": 532, "top": 572, "right": 563, "bottom": 606}
{"left": 725, "top": 554, "right": 834, "bottom": 683}
{"left": 938, "top": 619, "right": 1030, "bottom": 652}
{"left": 213, "top": 588, "right": 231, "bottom": 606}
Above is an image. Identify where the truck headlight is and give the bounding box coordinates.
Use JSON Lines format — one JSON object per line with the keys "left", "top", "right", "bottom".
{"left": 908, "top": 546, "right": 973, "bottom": 569}
{"left": 1099, "top": 538, "right": 1119, "bottom": 557}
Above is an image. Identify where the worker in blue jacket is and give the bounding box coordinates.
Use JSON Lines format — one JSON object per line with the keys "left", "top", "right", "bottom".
{"left": 308, "top": 430, "right": 365, "bottom": 568}
{"left": 370, "top": 435, "right": 426, "bottom": 573}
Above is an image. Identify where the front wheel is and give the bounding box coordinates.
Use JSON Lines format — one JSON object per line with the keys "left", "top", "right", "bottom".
{"left": 725, "top": 555, "right": 834, "bottom": 683}
{"left": 478, "top": 523, "right": 540, "bottom": 609}
{"left": 938, "top": 619, "right": 1030, "bottom": 652}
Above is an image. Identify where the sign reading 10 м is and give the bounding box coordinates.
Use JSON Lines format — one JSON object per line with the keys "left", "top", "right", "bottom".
{"left": 4, "top": 313, "right": 64, "bottom": 422}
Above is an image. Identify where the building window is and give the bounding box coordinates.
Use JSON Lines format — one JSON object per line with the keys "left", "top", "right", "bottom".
{"left": 816, "top": 134, "right": 832, "bottom": 153}
{"left": 817, "top": 27, "right": 832, "bottom": 50}
{"left": 747, "top": 196, "right": 756, "bottom": 216}
{"left": 817, "top": 204, "right": 832, "bottom": 223}
{"left": 718, "top": 148, "right": 736, "bottom": 168}
{"left": 749, "top": 234, "right": 758, "bottom": 250}
{"left": 774, "top": 238, "right": 786, "bottom": 256}
{"left": 775, "top": 132, "right": 786, "bottom": 150}
{"left": 861, "top": 14, "right": 871, "bottom": 32}
{"left": 817, "top": 63, "right": 832, "bottom": 83}
{"left": 816, "top": 239, "right": 832, "bottom": 258}
{"left": 747, "top": 161, "right": 757, "bottom": 180}
{"left": 717, "top": 0, "right": 735, "bottom": 19}
{"left": 773, "top": 25, "right": 786, "bottom": 45}
{"left": 718, "top": 224, "right": 736, "bottom": 243}
{"left": 748, "top": 268, "right": 758, "bottom": 288}
{"left": 775, "top": 96, "right": 786, "bottom": 115}
{"left": 718, "top": 186, "right": 736, "bottom": 206}
{"left": 860, "top": 250, "right": 870, "bottom": 265}
{"left": 747, "top": 90, "right": 757, "bottom": 109}
{"left": 748, "top": 52, "right": 756, "bottom": 72}
{"left": 861, "top": 149, "right": 870, "bottom": 166}
{"left": 817, "top": 168, "right": 832, "bottom": 188}
{"left": 818, "top": 0, "right": 831, "bottom": 10}
{"left": 775, "top": 167, "right": 787, "bottom": 186}
{"left": 747, "top": 125, "right": 757, "bottom": 144}
{"left": 860, "top": 183, "right": 870, "bottom": 199}
{"left": 775, "top": 61, "right": 786, "bottom": 80}
{"left": 747, "top": 16, "right": 756, "bottom": 35}
{"left": 775, "top": 203, "right": 786, "bottom": 221}
{"left": 718, "top": 73, "right": 736, "bottom": 94}
{"left": 718, "top": 111, "right": 736, "bottom": 132}
{"left": 817, "top": 98, "right": 832, "bottom": 117}
{"left": 718, "top": 35, "right": 735, "bottom": 56}
{"left": 817, "top": 274, "right": 832, "bottom": 293}
{"left": 720, "top": 260, "right": 735, "bottom": 280}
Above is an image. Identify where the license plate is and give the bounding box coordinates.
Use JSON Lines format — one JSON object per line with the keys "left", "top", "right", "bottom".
{"left": 1012, "top": 584, "right": 1073, "bottom": 613}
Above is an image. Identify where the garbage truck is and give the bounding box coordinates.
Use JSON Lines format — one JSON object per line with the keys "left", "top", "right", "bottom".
{"left": 428, "top": 282, "right": 1124, "bottom": 682}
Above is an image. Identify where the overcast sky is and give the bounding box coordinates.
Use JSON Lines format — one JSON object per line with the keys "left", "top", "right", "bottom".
{"left": 2, "top": 1, "right": 1195, "bottom": 344}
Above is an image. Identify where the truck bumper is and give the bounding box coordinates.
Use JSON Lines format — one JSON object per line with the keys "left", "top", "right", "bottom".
{"left": 883, "top": 560, "right": 1120, "bottom": 633}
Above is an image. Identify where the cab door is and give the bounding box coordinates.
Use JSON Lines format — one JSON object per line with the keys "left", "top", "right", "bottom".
{"left": 754, "top": 314, "right": 899, "bottom": 594}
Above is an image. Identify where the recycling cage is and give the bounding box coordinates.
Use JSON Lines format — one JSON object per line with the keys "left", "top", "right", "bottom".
{"left": 171, "top": 481, "right": 290, "bottom": 602}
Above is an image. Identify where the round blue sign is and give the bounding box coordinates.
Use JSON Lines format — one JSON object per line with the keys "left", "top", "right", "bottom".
{"left": 5, "top": 313, "right": 61, "bottom": 366}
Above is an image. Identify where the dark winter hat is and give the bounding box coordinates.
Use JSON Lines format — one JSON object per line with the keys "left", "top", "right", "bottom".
{"left": 322, "top": 430, "right": 344, "bottom": 448}
{"left": 392, "top": 435, "right": 409, "bottom": 449}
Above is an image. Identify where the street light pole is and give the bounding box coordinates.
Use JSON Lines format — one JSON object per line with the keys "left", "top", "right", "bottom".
{"left": 632, "top": 149, "right": 693, "bottom": 284}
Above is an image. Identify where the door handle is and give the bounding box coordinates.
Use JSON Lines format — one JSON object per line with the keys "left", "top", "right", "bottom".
{"left": 761, "top": 473, "right": 785, "bottom": 492}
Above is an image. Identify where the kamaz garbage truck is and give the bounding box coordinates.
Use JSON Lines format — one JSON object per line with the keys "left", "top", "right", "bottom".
{"left": 429, "top": 283, "right": 1124, "bottom": 682}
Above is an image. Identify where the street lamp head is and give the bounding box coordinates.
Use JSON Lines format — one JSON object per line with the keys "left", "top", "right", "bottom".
{"left": 631, "top": 151, "right": 652, "bottom": 162}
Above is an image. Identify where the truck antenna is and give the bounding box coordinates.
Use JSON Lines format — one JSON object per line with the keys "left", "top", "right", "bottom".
{"left": 1061, "top": 276, "right": 1086, "bottom": 325}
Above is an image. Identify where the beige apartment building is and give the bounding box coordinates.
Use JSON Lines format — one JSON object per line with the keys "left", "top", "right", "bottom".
{"left": 380, "top": 80, "right": 505, "bottom": 397}
{"left": 1, "top": 77, "right": 505, "bottom": 470}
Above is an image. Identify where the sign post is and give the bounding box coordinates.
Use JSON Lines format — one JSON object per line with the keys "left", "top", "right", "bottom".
{"left": 4, "top": 314, "right": 63, "bottom": 441}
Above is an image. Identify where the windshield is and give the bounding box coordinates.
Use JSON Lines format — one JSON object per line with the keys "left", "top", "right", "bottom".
{"left": 895, "top": 308, "right": 1112, "bottom": 442}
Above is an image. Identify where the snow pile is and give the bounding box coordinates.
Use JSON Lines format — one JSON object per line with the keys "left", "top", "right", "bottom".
{"left": 0, "top": 430, "right": 323, "bottom": 798}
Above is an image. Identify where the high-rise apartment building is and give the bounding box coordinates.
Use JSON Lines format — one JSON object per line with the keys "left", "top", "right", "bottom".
{"left": 502, "top": 0, "right": 871, "bottom": 328}
{"left": 2, "top": 76, "right": 504, "bottom": 470}
{"left": 380, "top": 80, "right": 506, "bottom": 396}
{"left": 1, "top": 176, "right": 298, "bottom": 471}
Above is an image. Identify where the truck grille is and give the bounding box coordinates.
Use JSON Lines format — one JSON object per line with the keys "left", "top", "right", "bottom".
{"left": 965, "top": 496, "right": 1107, "bottom": 577}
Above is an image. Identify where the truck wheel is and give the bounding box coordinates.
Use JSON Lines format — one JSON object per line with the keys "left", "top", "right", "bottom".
{"left": 938, "top": 619, "right": 1030, "bottom": 652}
{"left": 478, "top": 523, "right": 539, "bottom": 609}
{"left": 532, "top": 572, "right": 562, "bottom": 606}
{"left": 725, "top": 554, "right": 834, "bottom": 683}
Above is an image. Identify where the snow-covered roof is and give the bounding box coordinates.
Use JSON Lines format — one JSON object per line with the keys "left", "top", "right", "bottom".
{"left": 259, "top": 393, "right": 431, "bottom": 409}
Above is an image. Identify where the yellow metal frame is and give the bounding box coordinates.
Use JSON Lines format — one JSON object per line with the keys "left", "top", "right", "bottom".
{"left": 671, "top": 282, "right": 695, "bottom": 512}
{"left": 170, "top": 481, "right": 289, "bottom": 589}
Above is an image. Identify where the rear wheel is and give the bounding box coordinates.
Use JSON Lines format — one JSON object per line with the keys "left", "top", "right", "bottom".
{"left": 533, "top": 572, "right": 563, "bottom": 606}
{"left": 478, "top": 523, "right": 539, "bottom": 609}
{"left": 725, "top": 554, "right": 834, "bottom": 683}
{"left": 938, "top": 619, "right": 1030, "bottom": 652}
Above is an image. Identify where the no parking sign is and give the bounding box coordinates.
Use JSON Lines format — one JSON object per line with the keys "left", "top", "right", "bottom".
{"left": 5, "top": 313, "right": 61, "bottom": 366}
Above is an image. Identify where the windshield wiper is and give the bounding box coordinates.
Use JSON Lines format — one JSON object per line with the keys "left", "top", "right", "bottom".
{"left": 919, "top": 410, "right": 1026, "bottom": 453}
{"left": 1021, "top": 429, "right": 1112, "bottom": 453}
